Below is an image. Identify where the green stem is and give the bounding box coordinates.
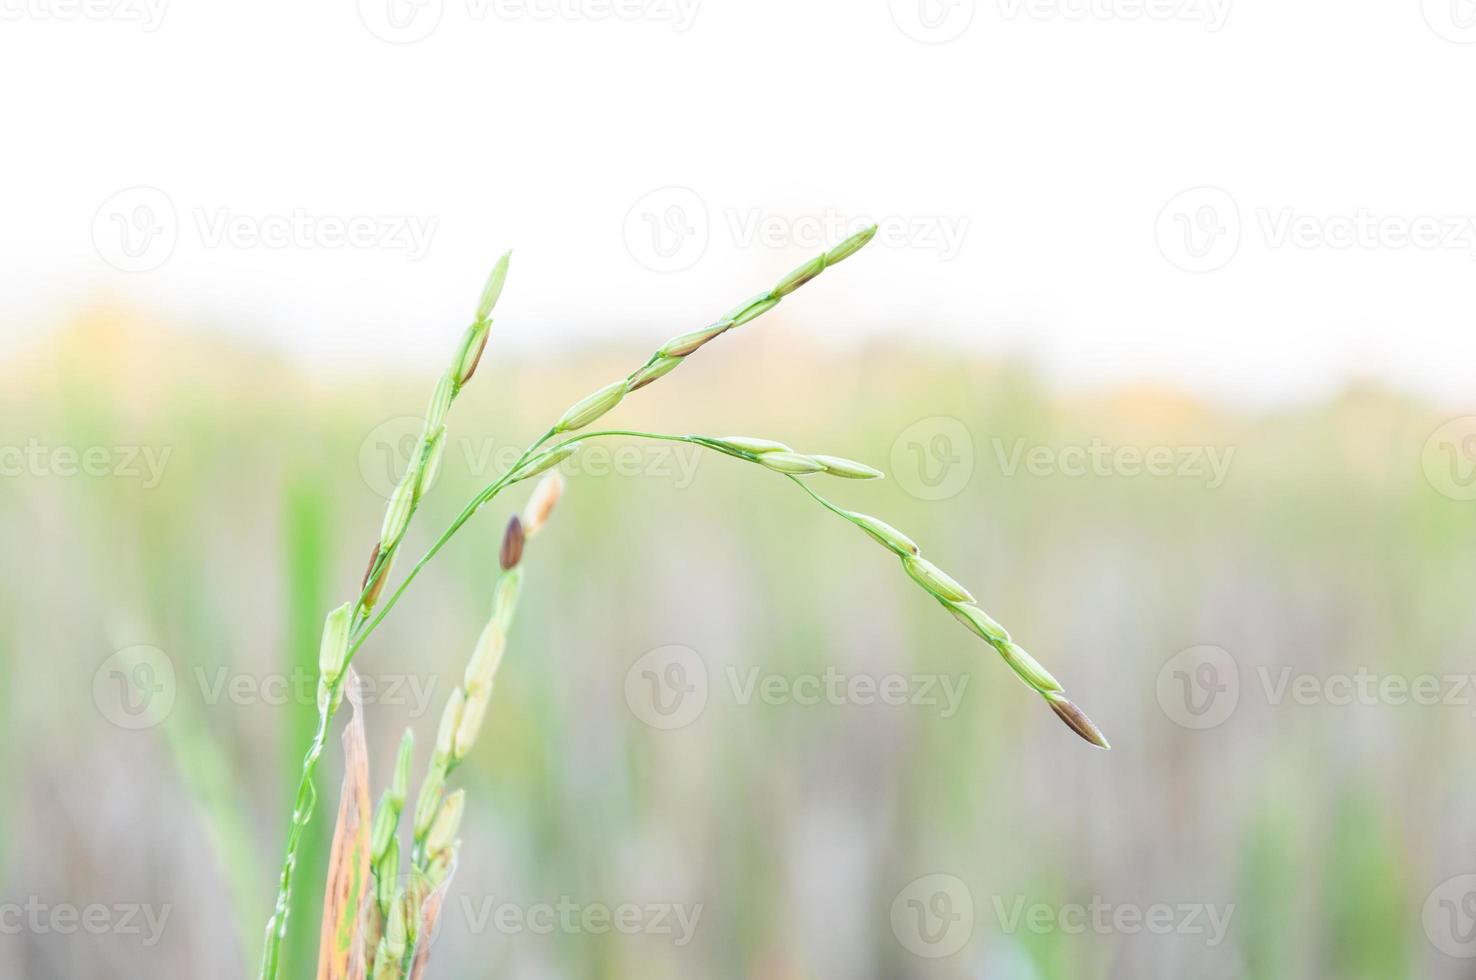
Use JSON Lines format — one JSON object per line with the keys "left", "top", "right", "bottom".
{"left": 263, "top": 232, "right": 883, "bottom": 979}
{"left": 514, "top": 430, "right": 880, "bottom": 546}
{"left": 262, "top": 428, "right": 556, "bottom": 980}
{"left": 353, "top": 428, "right": 868, "bottom": 665}
{"left": 372, "top": 428, "right": 881, "bottom": 976}
{"left": 261, "top": 430, "right": 816, "bottom": 980}
{"left": 351, "top": 431, "right": 739, "bottom": 646}
{"left": 259, "top": 415, "right": 507, "bottom": 980}
{"left": 347, "top": 427, "right": 557, "bottom": 657}
{"left": 258, "top": 702, "right": 333, "bottom": 980}
{"left": 782, "top": 470, "right": 864, "bottom": 523}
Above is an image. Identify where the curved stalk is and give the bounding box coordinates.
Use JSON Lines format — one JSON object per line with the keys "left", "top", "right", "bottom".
{"left": 262, "top": 228, "right": 891, "bottom": 979}
{"left": 471, "top": 429, "right": 1112, "bottom": 748}
{"left": 347, "top": 427, "right": 556, "bottom": 657}
{"left": 260, "top": 254, "right": 513, "bottom": 980}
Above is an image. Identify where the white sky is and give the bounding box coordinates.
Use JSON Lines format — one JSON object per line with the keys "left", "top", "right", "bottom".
{"left": 3, "top": 0, "right": 1475, "bottom": 407}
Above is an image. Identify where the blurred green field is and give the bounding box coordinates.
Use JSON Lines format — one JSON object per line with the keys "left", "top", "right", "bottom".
{"left": 1, "top": 305, "right": 1473, "bottom": 979}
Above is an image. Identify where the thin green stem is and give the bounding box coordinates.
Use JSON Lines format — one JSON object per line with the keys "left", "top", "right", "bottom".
{"left": 515, "top": 429, "right": 864, "bottom": 521}
{"left": 783, "top": 471, "right": 865, "bottom": 523}
{"left": 347, "top": 427, "right": 556, "bottom": 658}
{"left": 359, "top": 431, "right": 732, "bottom": 649}
{"left": 350, "top": 429, "right": 863, "bottom": 674}
{"left": 263, "top": 424, "right": 565, "bottom": 980}
{"left": 261, "top": 370, "right": 490, "bottom": 980}
{"left": 263, "top": 231, "right": 883, "bottom": 979}
{"left": 258, "top": 703, "right": 334, "bottom": 980}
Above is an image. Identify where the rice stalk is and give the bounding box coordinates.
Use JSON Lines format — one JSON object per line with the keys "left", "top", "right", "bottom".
{"left": 512, "top": 429, "right": 1111, "bottom": 748}
{"left": 362, "top": 728, "right": 413, "bottom": 966}
{"left": 343, "top": 230, "right": 879, "bottom": 666}
{"left": 266, "top": 224, "right": 1109, "bottom": 980}
{"left": 385, "top": 473, "right": 564, "bottom": 976}
{"left": 259, "top": 252, "right": 511, "bottom": 980}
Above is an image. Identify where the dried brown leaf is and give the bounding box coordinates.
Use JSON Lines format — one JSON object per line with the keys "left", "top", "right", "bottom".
{"left": 316, "top": 670, "right": 373, "bottom": 980}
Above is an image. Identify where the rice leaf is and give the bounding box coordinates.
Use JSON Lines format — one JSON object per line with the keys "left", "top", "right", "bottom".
{"left": 315, "top": 670, "right": 372, "bottom": 980}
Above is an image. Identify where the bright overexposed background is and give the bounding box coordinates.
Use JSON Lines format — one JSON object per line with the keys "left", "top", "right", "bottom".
{"left": 5, "top": 4, "right": 1476, "bottom": 980}
{"left": 5, "top": 0, "right": 1476, "bottom": 406}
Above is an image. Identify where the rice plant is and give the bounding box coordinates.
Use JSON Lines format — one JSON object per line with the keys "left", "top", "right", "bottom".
{"left": 261, "top": 227, "right": 1109, "bottom": 980}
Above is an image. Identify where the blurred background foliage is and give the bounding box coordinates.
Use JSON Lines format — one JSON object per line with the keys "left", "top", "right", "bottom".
{"left": 1, "top": 303, "right": 1472, "bottom": 979}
